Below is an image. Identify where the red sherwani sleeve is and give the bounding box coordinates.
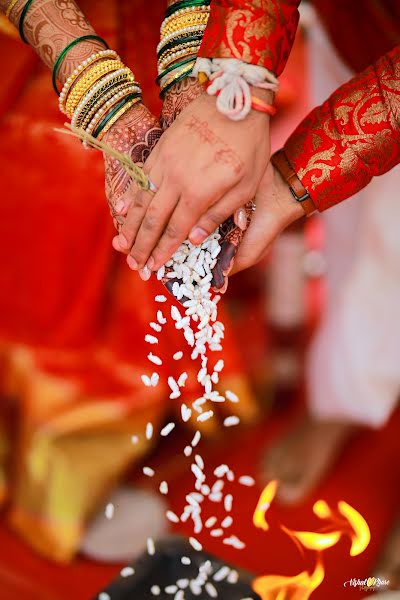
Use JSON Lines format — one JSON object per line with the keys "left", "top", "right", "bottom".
{"left": 198, "top": 0, "right": 301, "bottom": 76}
{"left": 284, "top": 45, "right": 400, "bottom": 211}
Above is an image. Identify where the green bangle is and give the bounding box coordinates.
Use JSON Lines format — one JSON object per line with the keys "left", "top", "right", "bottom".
{"left": 165, "top": 0, "right": 210, "bottom": 19}
{"left": 19, "top": 0, "right": 36, "bottom": 43}
{"left": 93, "top": 92, "right": 141, "bottom": 138}
{"left": 157, "top": 34, "right": 203, "bottom": 59}
{"left": 159, "top": 64, "right": 195, "bottom": 98}
{"left": 52, "top": 35, "right": 109, "bottom": 95}
{"left": 156, "top": 56, "right": 196, "bottom": 84}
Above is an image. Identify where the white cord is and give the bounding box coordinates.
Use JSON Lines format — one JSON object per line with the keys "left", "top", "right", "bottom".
{"left": 192, "top": 57, "right": 279, "bottom": 121}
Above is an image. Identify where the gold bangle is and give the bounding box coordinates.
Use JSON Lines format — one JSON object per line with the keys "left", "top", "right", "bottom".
{"left": 97, "top": 97, "right": 141, "bottom": 141}
{"left": 77, "top": 82, "right": 137, "bottom": 129}
{"left": 160, "top": 62, "right": 195, "bottom": 92}
{"left": 161, "top": 12, "right": 210, "bottom": 38}
{"left": 83, "top": 85, "right": 141, "bottom": 134}
{"left": 158, "top": 46, "right": 200, "bottom": 72}
{"left": 6, "top": 0, "right": 19, "bottom": 18}
{"left": 65, "top": 59, "right": 126, "bottom": 116}
{"left": 161, "top": 6, "right": 209, "bottom": 35}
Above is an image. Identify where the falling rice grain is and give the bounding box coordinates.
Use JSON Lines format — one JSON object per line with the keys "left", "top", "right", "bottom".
{"left": 141, "top": 374, "right": 152, "bottom": 387}
{"left": 227, "top": 570, "right": 239, "bottom": 584}
{"left": 223, "top": 416, "right": 240, "bottom": 427}
{"left": 143, "top": 466, "right": 155, "bottom": 477}
{"left": 155, "top": 295, "right": 167, "bottom": 303}
{"left": 98, "top": 594, "right": 111, "bottom": 600}
{"left": 146, "top": 422, "right": 154, "bottom": 440}
{"left": 225, "top": 390, "right": 239, "bottom": 403}
{"left": 189, "top": 537, "right": 203, "bottom": 552}
{"left": 213, "top": 566, "right": 230, "bottom": 582}
{"left": 205, "top": 582, "right": 218, "bottom": 598}
{"left": 151, "top": 372, "right": 160, "bottom": 387}
{"left": 159, "top": 481, "right": 168, "bottom": 495}
{"left": 166, "top": 510, "right": 180, "bottom": 523}
{"left": 105, "top": 503, "right": 114, "bottom": 519}
{"left": 184, "top": 445, "right": 193, "bottom": 457}
{"left": 145, "top": 334, "right": 159, "bottom": 344}
{"left": 238, "top": 475, "right": 255, "bottom": 487}
{"left": 157, "top": 310, "right": 167, "bottom": 324}
{"left": 205, "top": 516, "right": 217, "bottom": 528}
{"left": 210, "top": 528, "right": 224, "bottom": 537}
{"left": 224, "top": 494, "right": 233, "bottom": 512}
{"left": 120, "top": 566, "right": 135, "bottom": 577}
{"left": 147, "top": 537, "right": 155, "bottom": 555}
{"left": 181, "top": 556, "right": 191, "bottom": 565}
{"left": 221, "top": 516, "right": 233, "bottom": 528}
{"left": 197, "top": 410, "right": 213, "bottom": 422}
{"left": 131, "top": 435, "right": 139, "bottom": 444}
{"left": 150, "top": 322, "right": 162, "bottom": 333}
{"left": 151, "top": 585, "right": 161, "bottom": 595}
{"left": 160, "top": 422, "right": 176, "bottom": 437}
{"left": 181, "top": 403, "right": 192, "bottom": 422}
{"left": 191, "top": 430, "right": 201, "bottom": 447}
{"left": 173, "top": 351, "right": 183, "bottom": 360}
{"left": 148, "top": 352, "right": 162, "bottom": 365}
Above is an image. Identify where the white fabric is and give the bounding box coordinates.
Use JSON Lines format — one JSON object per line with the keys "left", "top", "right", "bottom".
{"left": 306, "top": 16, "right": 400, "bottom": 428}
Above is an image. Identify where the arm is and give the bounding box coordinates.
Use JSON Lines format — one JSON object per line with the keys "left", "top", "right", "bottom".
{"left": 232, "top": 45, "right": 400, "bottom": 273}
{"left": 199, "top": 0, "right": 301, "bottom": 76}
{"left": 115, "top": 0, "right": 302, "bottom": 276}
{"left": 1, "top": 0, "right": 161, "bottom": 216}
{"left": 284, "top": 44, "right": 400, "bottom": 211}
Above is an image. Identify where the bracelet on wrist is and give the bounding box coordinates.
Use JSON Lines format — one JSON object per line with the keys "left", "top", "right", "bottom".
{"left": 271, "top": 149, "right": 316, "bottom": 216}
{"left": 52, "top": 35, "right": 109, "bottom": 95}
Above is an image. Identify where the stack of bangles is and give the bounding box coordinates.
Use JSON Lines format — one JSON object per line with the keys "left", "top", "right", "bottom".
{"left": 7, "top": 1, "right": 142, "bottom": 142}
{"left": 157, "top": 0, "right": 211, "bottom": 97}
{"left": 55, "top": 40, "right": 142, "bottom": 145}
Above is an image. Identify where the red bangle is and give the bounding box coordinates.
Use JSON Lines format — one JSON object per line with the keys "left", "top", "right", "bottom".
{"left": 251, "top": 95, "right": 276, "bottom": 116}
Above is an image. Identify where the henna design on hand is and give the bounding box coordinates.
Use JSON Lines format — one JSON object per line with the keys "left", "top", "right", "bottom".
{"left": 4, "top": 0, "right": 105, "bottom": 84}
{"left": 103, "top": 103, "right": 162, "bottom": 225}
{"left": 161, "top": 77, "right": 204, "bottom": 129}
{"left": 184, "top": 114, "right": 244, "bottom": 174}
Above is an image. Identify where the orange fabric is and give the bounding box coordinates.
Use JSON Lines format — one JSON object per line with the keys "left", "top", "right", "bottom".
{"left": 0, "top": 0, "right": 257, "bottom": 562}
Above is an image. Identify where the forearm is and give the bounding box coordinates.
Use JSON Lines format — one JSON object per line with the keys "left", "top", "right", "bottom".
{"left": 198, "top": 0, "right": 301, "bottom": 75}
{"left": 284, "top": 45, "right": 400, "bottom": 211}
{"left": 1, "top": 0, "right": 105, "bottom": 84}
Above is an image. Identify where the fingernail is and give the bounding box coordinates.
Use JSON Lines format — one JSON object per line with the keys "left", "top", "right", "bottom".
{"left": 115, "top": 200, "right": 125, "bottom": 214}
{"left": 118, "top": 233, "right": 129, "bottom": 249}
{"left": 189, "top": 227, "right": 208, "bottom": 245}
{"left": 127, "top": 255, "right": 138, "bottom": 270}
{"left": 112, "top": 235, "right": 121, "bottom": 250}
{"left": 236, "top": 208, "right": 247, "bottom": 231}
{"left": 146, "top": 256, "right": 155, "bottom": 271}
{"left": 139, "top": 265, "right": 152, "bottom": 281}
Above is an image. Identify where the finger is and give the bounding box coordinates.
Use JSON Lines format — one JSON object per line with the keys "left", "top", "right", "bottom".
{"left": 188, "top": 187, "right": 251, "bottom": 246}
{"left": 146, "top": 191, "right": 210, "bottom": 271}
{"left": 117, "top": 169, "right": 162, "bottom": 255}
{"left": 127, "top": 185, "right": 180, "bottom": 271}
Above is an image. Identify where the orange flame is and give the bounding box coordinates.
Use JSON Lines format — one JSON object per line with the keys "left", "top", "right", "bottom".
{"left": 251, "top": 485, "right": 371, "bottom": 599}
{"left": 337, "top": 500, "right": 371, "bottom": 556}
{"left": 282, "top": 527, "right": 341, "bottom": 551}
{"left": 253, "top": 556, "right": 324, "bottom": 600}
{"left": 253, "top": 480, "right": 278, "bottom": 532}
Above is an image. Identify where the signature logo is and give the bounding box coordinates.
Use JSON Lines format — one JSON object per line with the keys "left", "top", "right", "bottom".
{"left": 344, "top": 577, "right": 390, "bottom": 592}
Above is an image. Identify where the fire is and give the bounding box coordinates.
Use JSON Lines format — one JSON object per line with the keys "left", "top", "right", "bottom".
{"left": 251, "top": 484, "right": 371, "bottom": 599}
{"left": 337, "top": 500, "right": 371, "bottom": 556}
{"left": 253, "top": 556, "right": 324, "bottom": 600}
{"left": 253, "top": 480, "right": 278, "bottom": 531}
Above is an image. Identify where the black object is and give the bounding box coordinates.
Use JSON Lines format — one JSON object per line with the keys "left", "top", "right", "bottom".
{"left": 93, "top": 536, "right": 261, "bottom": 600}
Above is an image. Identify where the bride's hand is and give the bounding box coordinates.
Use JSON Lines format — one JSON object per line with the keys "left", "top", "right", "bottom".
{"left": 102, "top": 102, "right": 162, "bottom": 231}
{"left": 114, "top": 90, "right": 272, "bottom": 274}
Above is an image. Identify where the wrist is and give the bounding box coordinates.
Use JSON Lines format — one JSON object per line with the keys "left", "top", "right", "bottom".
{"left": 273, "top": 165, "right": 305, "bottom": 224}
